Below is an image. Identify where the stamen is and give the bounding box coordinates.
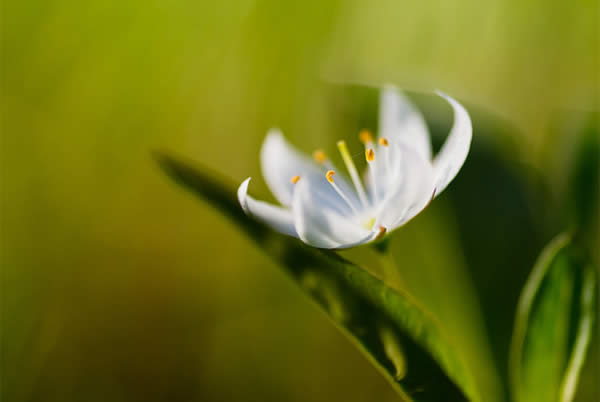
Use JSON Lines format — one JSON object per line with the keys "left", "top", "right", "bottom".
{"left": 325, "top": 170, "right": 359, "bottom": 214}
{"left": 375, "top": 225, "right": 387, "bottom": 240}
{"left": 359, "top": 129, "right": 373, "bottom": 144}
{"left": 379, "top": 137, "right": 391, "bottom": 176}
{"left": 290, "top": 175, "right": 301, "bottom": 184}
{"left": 336, "top": 140, "right": 369, "bottom": 207}
{"left": 312, "top": 149, "right": 327, "bottom": 164}
{"left": 326, "top": 170, "right": 335, "bottom": 183}
{"left": 365, "top": 147, "right": 378, "bottom": 203}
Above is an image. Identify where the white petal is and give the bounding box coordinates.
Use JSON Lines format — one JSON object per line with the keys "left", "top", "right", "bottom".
{"left": 366, "top": 141, "right": 404, "bottom": 202}
{"left": 379, "top": 85, "right": 432, "bottom": 161}
{"left": 237, "top": 178, "right": 298, "bottom": 238}
{"left": 260, "top": 129, "right": 358, "bottom": 214}
{"left": 335, "top": 230, "right": 380, "bottom": 249}
{"left": 375, "top": 144, "right": 436, "bottom": 230}
{"left": 292, "top": 180, "right": 375, "bottom": 249}
{"left": 431, "top": 91, "right": 472, "bottom": 196}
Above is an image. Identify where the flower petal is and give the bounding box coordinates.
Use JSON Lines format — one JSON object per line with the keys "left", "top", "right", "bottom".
{"left": 431, "top": 91, "right": 472, "bottom": 196}
{"left": 292, "top": 180, "right": 376, "bottom": 249}
{"left": 364, "top": 140, "right": 404, "bottom": 202}
{"left": 237, "top": 177, "right": 298, "bottom": 238}
{"left": 375, "top": 144, "right": 436, "bottom": 230}
{"left": 260, "top": 129, "right": 358, "bottom": 214}
{"left": 379, "top": 85, "right": 432, "bottom": 161}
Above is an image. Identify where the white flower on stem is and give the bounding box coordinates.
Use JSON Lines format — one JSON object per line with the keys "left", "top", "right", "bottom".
{"left": 237, "top": 86, "right": 472, "bottom": 249}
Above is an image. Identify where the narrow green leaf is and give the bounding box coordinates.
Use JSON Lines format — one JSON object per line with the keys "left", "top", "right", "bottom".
{"left": 156, "top": 153, "right": 478, "bottom": 402}
{"left": 510, "top": 233, "right": 596, "bottom": 402}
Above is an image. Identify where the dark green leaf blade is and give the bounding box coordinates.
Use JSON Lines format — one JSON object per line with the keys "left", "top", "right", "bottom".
{"left": 155, "top": 153, "right": 478, "bottom": 402}
{"left": 510, "top": 234, "right": 596, "bottom": 402}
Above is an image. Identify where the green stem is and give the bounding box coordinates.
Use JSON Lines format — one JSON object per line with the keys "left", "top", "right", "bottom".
{"left": 372, "top": 239, "right": 405, "bottom": 290}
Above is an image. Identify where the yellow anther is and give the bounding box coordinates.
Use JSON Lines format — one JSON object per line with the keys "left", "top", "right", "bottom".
{"left": 312, "top": 149, "right": 327, "bottom": 164}
{"left": 290, "top": 175, "right": 301, "bottom": 184}
{"left": 359, "top": 129, "right": 373, "bottom": 144}
{"left": 378, "top": 137, "right": 389, "bottom": 147}
{"left": 375, "top": 225, "right": 387, "bottom": 240}
{"left": 365, "top": 148, "right": 375, "bottom": 162}
{"left": 326, "top": 170, "right": 336, "bottom": 183}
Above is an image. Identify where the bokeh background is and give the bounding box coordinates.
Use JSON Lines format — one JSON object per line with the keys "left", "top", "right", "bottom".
{"left": 2, "top": 1, "right": 598, "bottom": 401}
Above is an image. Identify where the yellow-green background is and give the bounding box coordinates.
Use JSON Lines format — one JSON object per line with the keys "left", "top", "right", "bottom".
{"left": 1, "top": 0, "right": 597, "bottom": 401}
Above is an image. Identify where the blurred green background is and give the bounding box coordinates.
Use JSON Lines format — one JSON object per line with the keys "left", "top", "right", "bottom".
{"left": 1, "top": 0, "right": 598, "bottom": 401}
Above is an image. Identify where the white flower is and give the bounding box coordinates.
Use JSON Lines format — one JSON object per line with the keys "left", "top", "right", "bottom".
{"left": 237, "top": 86, "right": 472, "bottom": 249}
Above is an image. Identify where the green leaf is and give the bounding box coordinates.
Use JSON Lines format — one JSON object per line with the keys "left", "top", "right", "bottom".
{"left": 156, "top": 153, "right": 478, "bottom": 402}
{"left": 509, "top": 233, "right": 596, "bottom": 402}
{"left": 387, "top": 205, "right": 504, "bottom": 402}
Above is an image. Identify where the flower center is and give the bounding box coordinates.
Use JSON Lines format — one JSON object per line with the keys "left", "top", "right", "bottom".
{"left": 336, "top": 140, "right": 369, "bottom": 207}
{"left": 322, "top": 131, "right": 390, "bottom": 212}
{"left": 291, "top": 131, "right": 391, "bottom": 231}
{"left": 362, "top": 217, "right": 376, "bottom": 230}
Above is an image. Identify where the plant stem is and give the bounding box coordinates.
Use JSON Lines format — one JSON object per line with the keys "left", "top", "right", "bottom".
{"left": 372, "top": 239, "right": 405, "bottom": 290}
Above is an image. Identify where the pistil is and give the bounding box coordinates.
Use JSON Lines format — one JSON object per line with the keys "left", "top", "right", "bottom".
{"left": 336, "top": 140, "right": 369, "bottom": 207}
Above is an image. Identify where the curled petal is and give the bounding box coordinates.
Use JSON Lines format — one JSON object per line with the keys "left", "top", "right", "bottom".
{"left": 379, "top": 85, "right": 432, "bottom": 161}
{"left": 375, "top": 144, "right": 436, "bottom": 230}
{"left": 432, "top": 92, "right": 473, "bottom": 196}
{"left": 237, "top": 178, "right": 298, "bottom": 238}
{"left": 292, "top": 180, "right": 376, "bottom": 249}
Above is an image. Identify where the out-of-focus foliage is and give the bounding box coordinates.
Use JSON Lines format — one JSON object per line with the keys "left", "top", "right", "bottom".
{"left": 568, "top": 118, "right": 599, "bottom": 243}
{"left": 510, "top": 234, "right": 596, "bottom": 402}
{"left": 1, "top": 0, "right": 598, "bottom": 401}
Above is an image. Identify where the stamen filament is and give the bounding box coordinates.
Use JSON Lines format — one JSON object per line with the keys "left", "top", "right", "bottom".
{"left": 326, "top": 170, "right": 359, "bottom": 214}
{"left": 379, "top": 137, "right": 391, "bottom": 179}
{"left": 365, "top": 147, "right": 378, "bottom": 203}
{"left": 336, "top": 140, "right": 369, "bottom": 207}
